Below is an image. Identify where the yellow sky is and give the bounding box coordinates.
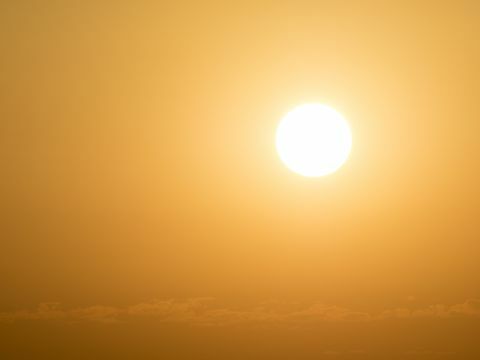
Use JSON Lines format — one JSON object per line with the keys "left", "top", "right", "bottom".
{"left": 1, "top": 1, "right": 479, "bottom": 359}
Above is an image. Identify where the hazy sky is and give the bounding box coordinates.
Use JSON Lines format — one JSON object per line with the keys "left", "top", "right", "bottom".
{"left": 1, "top": 1, "right": 479, "bottom": 359}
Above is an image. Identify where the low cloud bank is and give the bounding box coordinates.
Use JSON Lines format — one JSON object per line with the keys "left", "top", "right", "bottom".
{"left": 1, "top": 298, "right": 479, "bottom": 326}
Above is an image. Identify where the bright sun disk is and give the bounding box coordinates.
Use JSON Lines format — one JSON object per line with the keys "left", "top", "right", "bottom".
{"left": 276, "top": 104, "right": 352, "bottom": 177}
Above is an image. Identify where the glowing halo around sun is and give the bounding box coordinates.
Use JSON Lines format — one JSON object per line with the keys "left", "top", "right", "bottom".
{"left": 276, "top": 104, "right": 352, "bottom": 177}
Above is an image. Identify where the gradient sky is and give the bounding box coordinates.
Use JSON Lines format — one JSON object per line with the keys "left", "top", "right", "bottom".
{"left": 1, "top": 1, "right": 480, "bottom": 359}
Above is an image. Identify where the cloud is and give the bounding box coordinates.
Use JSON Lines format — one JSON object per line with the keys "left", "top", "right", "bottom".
{"left": 70, "top": 305, "right": 122, "bottom": 323}
{"left": 379, "top": 298, "right": 480, "bottom": 320}
{"left": 0, "top": 302, "right": 65, "bottom": 322}
{"left": 404, "top": 350, "right": 457, "bottom": 356}
{"left": 450, "top": 298, "right": 480, "bottom": 316}
{"left": 1, "top": 298, "right": 479, "bottom": 326}
{"left": 322, "top": 350, "right": 366, "bottom": 357}
{"left": 288, "top": 304, "right": 371, "bottom": 323}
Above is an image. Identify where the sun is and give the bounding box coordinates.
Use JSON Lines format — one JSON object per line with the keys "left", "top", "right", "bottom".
{"left": 276, "top": 104, "right": 352, "bottom": 177}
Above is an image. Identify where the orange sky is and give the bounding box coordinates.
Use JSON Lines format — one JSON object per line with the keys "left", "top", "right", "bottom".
{"left": 1, "top": 1, "right": 479, "bottom": 359}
